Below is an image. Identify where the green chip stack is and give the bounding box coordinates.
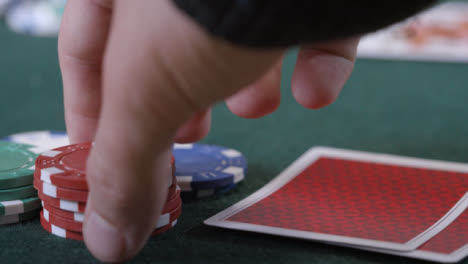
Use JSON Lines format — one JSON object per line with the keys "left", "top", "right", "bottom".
{"left": 0, "top": 141, "right": 41, "bottom": 223}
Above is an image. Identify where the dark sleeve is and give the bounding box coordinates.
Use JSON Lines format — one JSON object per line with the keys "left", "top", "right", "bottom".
{"left": 172, "top": 0, "right": 438, "bottom": 47}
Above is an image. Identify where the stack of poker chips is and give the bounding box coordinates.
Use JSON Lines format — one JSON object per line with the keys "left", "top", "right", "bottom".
{"left": 33, "top": 142, "right": 181, "bottom": 240}
{"left": 173, "top": 143, "right": 247, "bottom": 201}
{"left": 0, "top": 141, "right": 41, "bottom": 224}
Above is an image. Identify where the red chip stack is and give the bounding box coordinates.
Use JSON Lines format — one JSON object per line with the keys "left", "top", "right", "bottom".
{"left": 33, "top": 143, "right": 181, "bottom": 240}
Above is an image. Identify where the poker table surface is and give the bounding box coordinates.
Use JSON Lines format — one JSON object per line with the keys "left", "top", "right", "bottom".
{"left": 1, "top": 24, "right": 468, "bottom": 264}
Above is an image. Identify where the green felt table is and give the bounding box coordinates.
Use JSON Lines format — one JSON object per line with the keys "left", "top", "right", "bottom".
{"left": 1, "top": 22, "right": 468, "bottom": 264}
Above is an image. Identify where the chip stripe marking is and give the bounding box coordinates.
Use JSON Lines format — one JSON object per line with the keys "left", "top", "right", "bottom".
{"left": 40, "top": 167, "right": 64, "bottom": 183}
{"left": 1, "top": 200, "right": 24, "bottom": 215}
{"left": 41, "top": 181, "right": 57, "bottom": 197}
{"left": 42, "top": 197, "right": 182, "bottom": 232}
{"left": 41, "top": 150, "right": 61, "bottom": 158}
{"left": 0, "top": 209, "right": 39, "bottom": 224}
{"left": 51, "top": 224, "right": 67, "bottom": 238}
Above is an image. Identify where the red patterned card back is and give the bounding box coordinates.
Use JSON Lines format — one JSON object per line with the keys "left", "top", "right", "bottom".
{"left": 418, "top": 209, "right": 467, "bottom": 254}
{"left": 227, "top": 157, "right": 468, "bottom": 244}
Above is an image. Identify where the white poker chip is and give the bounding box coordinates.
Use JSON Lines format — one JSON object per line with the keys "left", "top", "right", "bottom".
{"left": 3, "top": 130, "right": 69, "bottom": 154}
{"left": 5, "top": 0, "right": 66, "bottom": 37}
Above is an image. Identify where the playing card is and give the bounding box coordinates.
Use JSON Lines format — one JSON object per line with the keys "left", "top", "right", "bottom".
{"left": 205, "top": 147, "right": 468, "bottom": 252}
{"left": 337, "top": 207, "right": 468, "bottom": 263}
{"left": 357, "top": 2, "right": 468, "bottom": 63}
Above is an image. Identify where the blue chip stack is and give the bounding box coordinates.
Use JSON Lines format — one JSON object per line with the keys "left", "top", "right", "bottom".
{"left": 173, "top": 143, "right": 247, "bottom": 200}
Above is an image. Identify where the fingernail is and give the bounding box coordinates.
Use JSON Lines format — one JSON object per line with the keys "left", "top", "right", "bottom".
{"left": 84, "top": 211, "right": 127, "bottom": 262}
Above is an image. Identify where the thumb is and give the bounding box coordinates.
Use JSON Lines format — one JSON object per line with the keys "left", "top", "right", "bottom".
{"left": 83, "top": 0, "right": 283, "bottom": 262}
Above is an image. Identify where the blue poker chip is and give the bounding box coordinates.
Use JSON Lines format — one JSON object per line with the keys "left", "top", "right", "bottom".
{"left": 180, "top": 183, "right": 237, "bottom": 201}
{"left": 173, "top": 143, "right": 247, "bottom": 191}
{"left": 3, "top": 130, "right": 69, "bottom": 154}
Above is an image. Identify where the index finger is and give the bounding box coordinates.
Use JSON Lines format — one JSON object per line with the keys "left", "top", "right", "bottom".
{"left": 83, "top": 0, "right": 282, "bottom": 262}
{"left": 58, "top": 0, "right": 112, "bottom": 143}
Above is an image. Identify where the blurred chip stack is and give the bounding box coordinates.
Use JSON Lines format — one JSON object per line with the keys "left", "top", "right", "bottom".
{"left": 0, "top": 141, "right": 41, "bottom": 225}
{"left": 4, "top": 0, "right": 66, "bottom": 36}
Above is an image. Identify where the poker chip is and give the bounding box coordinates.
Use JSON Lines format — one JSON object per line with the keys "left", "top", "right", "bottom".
{"left": 41, "top": 186, "right": 182, "bottom": 222}
{"left": 154, "top": 200, "right": 182, "bottom": 229}
{"left": 40, "top": 211, "right": 85, "bottom": 240}
{"left": 37, "top": 184, "right": 180, "bottom": 214}
{"left": 0, "top": 141, "right": 37, "bottom": 189}
{"left": 42, "top": 199, "right": 182, "bottom": 232}
{"left": 162, "top": 186, "right": 182, "bottom": 213}
{"left": 0, "top": 196, "right": 41, "bottom": 216}
{"left": 180, "top": 183, "right": 236, "bottom": 201}
{"left": 35, "top": 143, "right": 90, "bottom": 190}
{"left": 173, "top": 143, "right": 247, "bottom": 190}
{"left": 35, "top": 142, "right": 174, "bottom": 190}
{"left": 4, "top": 130, "right": 69, "bottom": 154}
{"left": 35, "top": 170, "right": 177, "bottom": 203}
{"left": 38, "top": 191, "right": 86, "bottom": 213}
{"left": 42, "top": 201, "right": 83, "bottom": 222}
{"left": 0, "top": 209, "right": 39, "bottom": 225}
{"left": 0, "top": 185, "right": 37, "bottom": 201}
{"left": 165, "top": 183, "right": 179, "bottom": 203}
{"left": 5, "top": 0, "right": 66, "bottom": 37}
{"left": 40, "top": 211, "right": 179, "bottom": 241}
{"left": 34, "top": 179, "right": 88, "bottom": 202}
{"left": 41, "top": 207, "right": 87, "bottom": 232}
{"left": 150, "top": 219, "right": 178, "bottom": 236}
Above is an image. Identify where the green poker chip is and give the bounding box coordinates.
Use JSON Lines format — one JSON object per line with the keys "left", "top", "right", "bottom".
{"left": 0, "top": 197, "right": 41, "bottom": 216}
{"left": 0, "top": 209, "right": 39, "bottom": 225}
{"left": 0, "top": 141, "right": 37, "bottom": 189}
{"left": 0, "top": 185, "right": 37, "bottom": 201}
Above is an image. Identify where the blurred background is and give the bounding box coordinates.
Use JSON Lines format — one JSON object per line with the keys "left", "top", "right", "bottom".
{"left": 0, "top": 0, "right": 467, "bottom": 157}
{"left": 0, "top": 0, "right": 65, "bottom": 37}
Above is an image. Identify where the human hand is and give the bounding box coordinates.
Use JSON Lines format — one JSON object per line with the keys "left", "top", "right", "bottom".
{"left": 58, "top": 0, "right": 359, "bottom": 261}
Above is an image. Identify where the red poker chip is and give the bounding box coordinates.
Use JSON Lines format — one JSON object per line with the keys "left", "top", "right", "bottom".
{"left": 40, "top": 201, "right": 181, "bottom": 240}
{"left": 35, "top": 143, "right": 176, "bottom": 190}
{"left": 34, "top": 177, "right": 89, "bottom": 202}
{"left": 38, "top": 190, "right": 86, "bottom": 213}
{"left": 163, "top": 187, "right": 182, "bottom": 213}
{"left": 41, "top": 202, "right": 85, "bottom": 223}
{"left": 151, "top": 219, "right": 178, "bottom": 236}
{"left": 41, "top": 210, "right": 179, "bottom": 241}
{"left": 38, "top": 182, "right": 181, "bottom": 214}
{"left": 34, "top": 154, "right": 176, "bottom": 191}
{"left": 35, "top": 143, "right": 91, "bottom": 190}
{"left": 42, "top": 207, "right": 82, "bottom": 232}
{"left": 165, "top": 182, "right": 178, "bottom": 203}
{"left": 41, "top": 187, "right": 182, "bottom": 222}
{"left": 43, "top": 198, "right": 182, "bottom": 233}
{"left": 40, "top": 210, "right": 83, "bottom": 240}
{"left": 35, "top": 174, "right": 177, "bottom": 204}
